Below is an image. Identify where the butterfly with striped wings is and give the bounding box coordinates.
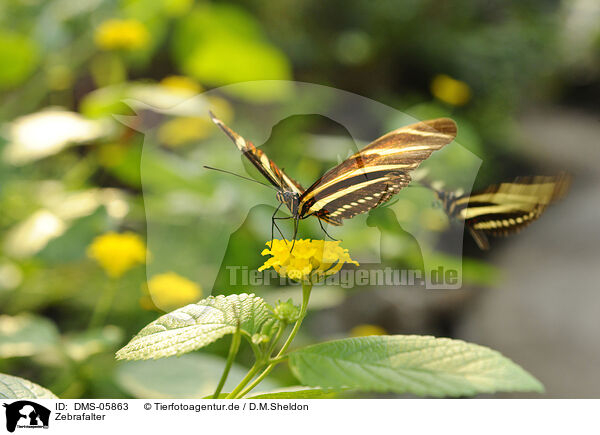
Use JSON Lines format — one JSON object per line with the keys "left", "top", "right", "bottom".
{"left": 427, "top": 173, "right": 571, "bottom": 250}
{"left": 208, "top": 112, "right": 457, "bottom": 246}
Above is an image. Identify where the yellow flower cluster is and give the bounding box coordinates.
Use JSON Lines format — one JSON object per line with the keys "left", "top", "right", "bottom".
{"left": 156, "top": 95, "right": 233, "bottom": 147}
{"left": 157, "top": 117, "right": 211, "bottom": 147}
{"left": 94, "top": 19, "right": 149, "bottom": 51}
{"left": 259, "top": 239, "right": 359, "bottom": 282}
{"left": 430, "top": 74, "right": 471, "bottom": 106}
{"left": 145, "top": 272, "right": 202, "bottom": 311}
{"left": 87, "top": 232, "right": 146, "bottom": 278}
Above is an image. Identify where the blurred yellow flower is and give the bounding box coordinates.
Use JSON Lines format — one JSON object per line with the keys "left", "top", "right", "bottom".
{"left": 145, "top": 272, "right": 202, "bottom": 311}
{"left": 160, "top": 75, "right": 202, "bottom": 94}
{"left": 259, "top": 239, "right": 359, "bottom": 282}
{"left": 155, "top": 94, "right": 234, "bottom": 147}
{"left": 430, "top": 74, "right": 471, "bottom": 106}
{"left": 158, "top": 117, "right": 212, "bottom": 147}
{"left": 87, "top": 232, "right": 146, "bottom": 278}
{"left": 94, "top": 19, "right": 150, "bottom": 51}
{"left": 350, "top": 324, "right": 387, "bottom": 337}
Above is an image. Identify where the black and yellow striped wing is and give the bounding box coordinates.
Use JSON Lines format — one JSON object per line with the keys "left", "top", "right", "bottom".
{"left": 444, "top": 173, "right": 571, "bottom": 249}
{"left": 298, "top": 118, "right": 458, "bottom": 224}
{"left": 210, "top": 112, "right": 305, "bottom": 196}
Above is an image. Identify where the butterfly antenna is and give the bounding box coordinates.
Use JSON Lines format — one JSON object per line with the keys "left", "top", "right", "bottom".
{"left": 203, "top": 166, "right": 276, "bottom": 191}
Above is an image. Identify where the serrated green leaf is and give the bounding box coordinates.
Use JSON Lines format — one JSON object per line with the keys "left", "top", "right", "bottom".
{"left": 116, "top": 293, "right": 276, "bottom": 360}
{"left": 0, "top": 314, "right": 60, "bottom": 358}
{"left": 289, "top": 335, "right": 544, "bottom": 397}
{"left": 247, "top": 388, "right": 341, "bottom": 399}
{"left": 0, "top": 373, "right": 58, "bottom": 399}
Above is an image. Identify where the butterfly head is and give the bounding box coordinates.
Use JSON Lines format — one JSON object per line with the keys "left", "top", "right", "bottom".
{"left": 276, "top": 189, "right": 300, "bottom": 217}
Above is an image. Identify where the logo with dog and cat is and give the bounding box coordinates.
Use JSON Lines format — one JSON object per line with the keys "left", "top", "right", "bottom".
{"left": 2, "top": 401, "right": 50, "bottom": 433}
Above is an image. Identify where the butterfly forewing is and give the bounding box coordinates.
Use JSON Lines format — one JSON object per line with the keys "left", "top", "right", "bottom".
{"left": 298, "top": 118, "right": 457, "bottom": 223}
{"left": 210, "top": 112, "right": 305, "bottom": 196}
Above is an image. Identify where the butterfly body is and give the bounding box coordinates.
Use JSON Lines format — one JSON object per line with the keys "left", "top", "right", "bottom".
{"left": 209, "top": 112, "right": 457, "bottom": 242}
{"left": 275, "top": 189, "right": 301, "bottom": 218}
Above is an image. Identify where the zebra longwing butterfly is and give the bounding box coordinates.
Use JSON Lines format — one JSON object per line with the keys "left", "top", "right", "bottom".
{"left": 428, "top": 173, "right": 571, "bottom": 250}
{"left": 208, "top": 112, "right": 457, "bottom": 242}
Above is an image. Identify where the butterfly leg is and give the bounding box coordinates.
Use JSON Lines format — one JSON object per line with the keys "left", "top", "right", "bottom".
{"left": 271, "top": 202, "right": 284, "bottom": 243}
{"left": 289, "top": 218, "right": 300, "bottom": 252}
{"left": 272, "top": 219, "right": 288, "bottom": 242}
{"left": 318, "top": 218, "right": 338, "bottom": 241}
{"left": 273, "top": 215, "right": 293, "bottom": 245}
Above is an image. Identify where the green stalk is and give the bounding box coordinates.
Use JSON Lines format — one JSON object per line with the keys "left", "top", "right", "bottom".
{"left": 213, "top": 326, "right": 242, "bottom": 398}
{"left": 233, "top": 281, "right": 313, "bottom": 398}
{"left": 275, "top": 281, "right": 312, "bottom": 355}
{"left": 88, "top": 279, "right": 118, "bottom": 329}
{"left": 225, "top": 363, "right": 262, "bottom": 399}
{"left": 265, "top": 322, "right": 286, "bottom": 357}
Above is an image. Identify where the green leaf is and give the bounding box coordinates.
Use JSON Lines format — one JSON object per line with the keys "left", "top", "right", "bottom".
{"left": 0, "top": 314, "right": 60, "bottom": 358}
{"left": 0, "top": 373, "right": 58, "bottom": 399}
{"left": 171, "top": 4, "right": 291, "bottom": 102}
{"left": 248, "top": 388, "right": 341, "bottom": 399}
{"left": 289, "top": 335, "right": 544, "bottom": 397}
{"left": 0, "top": 31, "right": 38, "bottom": 90}
{"left": 116, "top": 293, "right": 276, "bottom": 360}
{"left": 171, "top": 4, "right": 263, "bottom": 67}
{"left": 116, "top": 353, "right": 278, "bottom": 398}
{"left": 183, "top": 39, "right": 291, "bottom": 95}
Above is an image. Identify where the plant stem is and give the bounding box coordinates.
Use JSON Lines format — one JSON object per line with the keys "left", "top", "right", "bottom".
{"left": 88, "top": 279, "right": 118, "bottom": 329}
{"left": 225, "top": 363, "right": 262, "bottom": 399}
{"left": 265, "top": 322, "right": 286, "bottom": 357}
{"left": 233, "top": 281, "right": 313, "bottom": 398}
{"left": 213, "top": 326, "right": 242, "bottom": 398}
{"left": 235, "top": 357, "right": 285, "bottom": 399}
{"left": 276, "top": 281, "right": 312, "bottom": 355}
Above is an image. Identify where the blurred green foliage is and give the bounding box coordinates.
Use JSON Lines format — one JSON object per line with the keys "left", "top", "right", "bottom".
{"left": 0, "top": 0, "right": 597, "bottom": 398}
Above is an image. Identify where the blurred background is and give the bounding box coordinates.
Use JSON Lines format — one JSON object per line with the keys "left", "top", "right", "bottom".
{"left": 0, "top": 0, "right": 599, "bottom": 398}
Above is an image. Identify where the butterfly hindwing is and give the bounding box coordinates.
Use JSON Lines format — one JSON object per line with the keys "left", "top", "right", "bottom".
{"left": 311, "top": 173, "right": 411, "bottom": 224}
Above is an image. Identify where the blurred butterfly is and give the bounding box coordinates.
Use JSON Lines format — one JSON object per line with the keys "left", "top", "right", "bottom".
{"left": 426, "top": 173, "right": 571, "bottom": 249}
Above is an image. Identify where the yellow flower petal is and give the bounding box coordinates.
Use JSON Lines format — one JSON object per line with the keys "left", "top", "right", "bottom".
{"left": 259, "top": 238, "right": 358, "bottom": 282}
